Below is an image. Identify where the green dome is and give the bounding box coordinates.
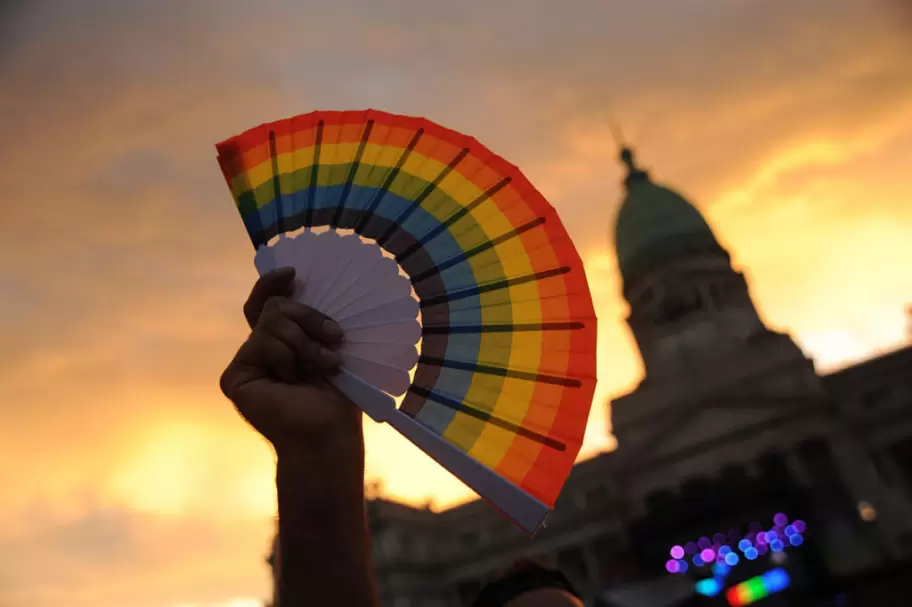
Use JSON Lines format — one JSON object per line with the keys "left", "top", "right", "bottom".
{"left": 614, "top": 148, "right": 721, "bottom": 281}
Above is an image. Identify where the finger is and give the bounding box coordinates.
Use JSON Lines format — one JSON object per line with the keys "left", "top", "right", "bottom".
{"left": 244, "top": 267, "right": 296, "bottom": 329}
{"left": 267, "top": 297, "right": 345, "bottom": 346}
{"left": 263, "top": 314, "right": 342, "bottom": 374}
{"left": 243, "top": 323, "right": 303, "bottom": 384}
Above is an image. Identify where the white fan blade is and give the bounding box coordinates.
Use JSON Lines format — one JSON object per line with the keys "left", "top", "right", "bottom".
{"left": 337, "top": 297, "right": 419, "bottom": 329}
{"left": 333, "top": 278, "right": 414, "bottom": 320}
{"left": 342, "top": 320, "right": 422, "bottom": 345}
{"left": 312, "top": 234, "right": 371, "bottom": 312}
{"left": 254, "top": 244, "right": 278, "bottom": 275}
{"left": 327, "top": 256, "right": 403, "bottom": 316}
{"left": 341, "top": 354, "right": 412, "bottom": 396}
{"left": 341, "top": 342, "right": 419, "bottom": 369}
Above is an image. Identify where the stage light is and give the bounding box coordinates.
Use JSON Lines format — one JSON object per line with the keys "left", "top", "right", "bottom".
{"left": 698, "top": 537, "right": 712, "bottom": 550}
{"left": 670, "top": 545, "right": 685, "bottom": 559}
{"left": 738, "top": 539, "right": 752, "bottom": 552}
{"left": 770, "top": 540, "right": 784, "bottom": 552}
{"left": 714, "top": 533, "right": 727, "bottom": 544}
{"left": 790, "top": 534, "right": 804, "bottom": 546}
{"left": 696, "top": 577, "right": 723, "bottom": 597}
{"left": 719, "top": 545, "right": 732, "bottom": 556}
{"left": 745, "top": 547, "right": 758, "bottom": 560}
{"left": 693, "top": 554, "right": 705, "bottom": 567}
{"left": 766, "top": 530, "right": 778, "bottom": 541}
{"left": 756, "top": 532, "right": 767, "bottom": 544}
{"left": 713, "top": 563, "right": 730, "bottom": 577}
{"left": 793, "top": 520, "right": 806, "bottom": 533}
{"left": 725, "top": 568, "right": 791, "bottom": 606}
{"left": 774, "top": 513, "right": 788, "bottom": 526}
{"left": 666, "top": 559, "right": 680, "bottom": 574}
{"left": 725, "top": 552, "right": 740, "bottom": 566}
{"left": 785, "top": 525, "right": 795, "bottom": 536}
{"left": 685, "top": 542, "right": 698, "bottom": 555}
{"left": 678, "top": 560, "right": 689, "bottom": 573}
{"left": 701, "top": 548, "right": 716, "bottom": 562}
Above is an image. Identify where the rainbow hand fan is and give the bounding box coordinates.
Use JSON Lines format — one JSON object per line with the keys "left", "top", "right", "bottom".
{"left": 216, "top": 110, "right": 597, "bottom": 533}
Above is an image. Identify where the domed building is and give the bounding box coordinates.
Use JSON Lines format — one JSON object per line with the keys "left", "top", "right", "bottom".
{"left": 270, "top": 148, "right": 912, "bottom": 607}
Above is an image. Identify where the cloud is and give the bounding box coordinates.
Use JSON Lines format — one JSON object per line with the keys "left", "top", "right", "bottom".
{"left": 0, "top": 504, "right": 273, "bottom": 607}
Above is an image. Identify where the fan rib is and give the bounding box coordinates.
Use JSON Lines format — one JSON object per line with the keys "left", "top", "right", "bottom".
{"left": 268, "top": 130, "right": 286, "bottom": 236}
{"left": 418, "top": 355, "right": 582, "bottom": 388}
{"left": 410, "top": 216, "right": 546, "bottom": 283}
{"left": 304, "top": 120, "right": 324, "bottom": 227}
{"left": 354, "top": 128, "right": 424, "bottom": 233}
{"left": 422, "top": 321, "right": 586, "bottom": 334}
{"left": 396, "top": 176, "right": 512, "bottom": 263}
{"left": 332, "top": 119, "right": 375, "bottom": 227}
{"left": 419, "top": 266, "right": 571, "bottom": 307}
{"left": 376, "top": 147, "right": 470, "bottom": 247}
{"left": 408, "top": 385, "right": 566, "bottom": 451}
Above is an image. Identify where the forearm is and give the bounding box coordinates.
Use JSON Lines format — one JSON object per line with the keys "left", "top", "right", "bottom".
{"left": 275, "top": 432, "right": 377, "bottom": 607}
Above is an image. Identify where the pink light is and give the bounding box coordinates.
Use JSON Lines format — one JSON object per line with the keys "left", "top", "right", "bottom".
{"left": 756, "top": 532, "right": 767, "bottom": 544}
{"left": 701, "top": 548, "right": 716, "bottom": 562}
{"left": 670, "top": 545, "right": 685, "bottom": 559}
{"left": 666, "top": 559, "right": 680, "bottom": 573}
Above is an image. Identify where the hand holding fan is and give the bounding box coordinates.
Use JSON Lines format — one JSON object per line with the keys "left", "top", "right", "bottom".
{"left": 217, "top": 110, "right": 597, "bottom": 533}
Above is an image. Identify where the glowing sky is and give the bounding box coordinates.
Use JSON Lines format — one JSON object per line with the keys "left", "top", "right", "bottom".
{"left": 1, "top": 0, "right": 910, "bottom": 605}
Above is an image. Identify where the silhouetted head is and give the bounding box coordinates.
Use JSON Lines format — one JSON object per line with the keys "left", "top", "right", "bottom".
{"left": 472, "top": 558, "right": 584, "bottom": 607}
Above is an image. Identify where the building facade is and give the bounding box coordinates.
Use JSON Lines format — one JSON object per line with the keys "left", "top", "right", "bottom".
{"left": 362, "top": 149, "right": 912, "bottom": 606}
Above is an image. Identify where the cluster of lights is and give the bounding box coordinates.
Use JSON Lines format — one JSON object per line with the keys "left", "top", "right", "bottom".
{"left": 695, "top": 567, "right": 791, "bottom": 605}
{"left": 665, "top": 514, "right": 806, "bottom": 576}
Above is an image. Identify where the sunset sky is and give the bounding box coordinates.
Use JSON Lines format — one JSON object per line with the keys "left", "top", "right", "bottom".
{"left": 1, "top": 0, "right": 910, "bottom": 605}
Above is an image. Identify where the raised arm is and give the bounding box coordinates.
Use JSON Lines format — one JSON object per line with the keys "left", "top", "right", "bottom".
{"left": 220, "top": 268, "right": 378, "bottom": 607}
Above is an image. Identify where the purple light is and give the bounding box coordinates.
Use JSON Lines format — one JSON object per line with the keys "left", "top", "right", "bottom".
{"left": 701, "top": 548, "right": 716, "bottom": 562}
{"left": 767, "top": 530, "right": 779, "bottom": 541}
{"left": 757, "top": 543, "right": 769, "bottom": 555}
{"left": 746, "top": 532, "right": 757, "bottom": 543}
{"left": 749, "top": 522, "right": 762, "bottom": 532}
{"left": 685, "top": 542, "right": 698, "bottom": 555}
{"left": 693, "top": 554, "right": 705, "bottom": 567}
{"left": 713, "top": 533, "right": 726, "bottom": 544}
{"left": 782, "top": 535, "right": 792, "bottom": 546}
{"left": 725, "top": 552, "right": 740, "bottom": 566}
{"left": 670, "top": 545, "right": 685, "bottom": 559}
{"left": 756, "top": 532, "right": 767, "bottom": 544}
{"left": 774, "top": 513, "right": 789, "bottom": 526}
{"left": 698, "top": 537, "right": 712, "bottom": 550}
{"left": 728, "top": 528, "right": 740, "bottom": 541}
{"left": 794, "top": 520, "right": 807, "bottom": 533}
{"left": 666, "top": 559, "right": 680, "bottom": 574}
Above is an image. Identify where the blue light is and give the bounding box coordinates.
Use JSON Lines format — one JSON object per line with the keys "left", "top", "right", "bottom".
{"left": 725, "top": 552, "right": 740, "bottom": 566}
{"left": 785, "top": 525, "right": 796, "bottom": 536}
{"left": 738, "top": 539, "right": 752, "bottom": 552}
{"left": 678, "top": 560, "right": 689, "bottom": 573}
{"left": 745, "top": 547, "right": 759, "bottom": 560}
{"left": 766, "top": 530, "right": 778, "bottom": 541}
{"left": 770, "top": 540, "right": 784, "bottom": 552}
{"left": 695, "top": 578, "right": 723, "bottom": 597}
{"left": 693, "top": 555, "right": 705, "bottom": 567}
{"left": 790, "top": 533, "right": 804, "bottom": 546}
{"left": 713, "top": 563, "right": 730, "bottom": 577}
{"left": 763, "top": 567, "right": 791, "bottom": 593}
{"left": 719, "top": 545, "right": 732, "bottom": 556}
